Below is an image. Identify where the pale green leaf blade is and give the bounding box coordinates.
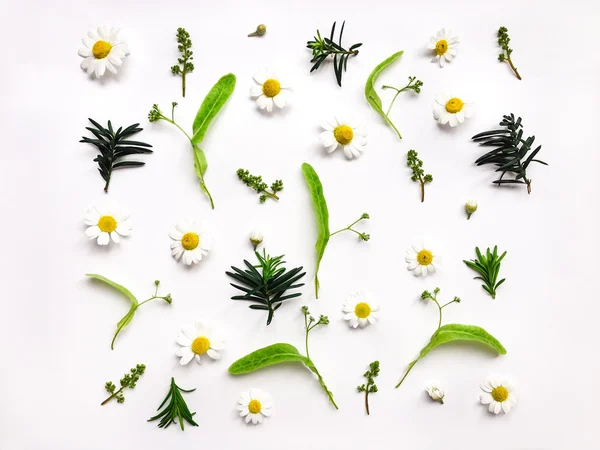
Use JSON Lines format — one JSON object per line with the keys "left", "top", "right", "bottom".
{"left": 191, "top": 73, "right": 236, "bottom": 144}
{"left": 228, "top": 343, "right": 308, "bottom": 374}
{"left": 422, "top": 324, "right": 507, "bottom": 358}
{"left": 86, "top": 273, "right": 138, "bottom": 308}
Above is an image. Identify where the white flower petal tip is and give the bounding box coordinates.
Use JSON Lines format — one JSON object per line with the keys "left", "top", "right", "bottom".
{"left": 428, "top": 28, "right": 459, "bottom": 68}
{"left": 433, "top": 94, "right": 473, "bottom": 128}
{"left": 83, "top": 202, "right": 132, "bottom": 246}
{"left": 169, "top": 221, "right": 212, "bottom": 266}
{"left": 175, "top": 322, "right": 223, "bottom": 366}
{"left": 319, "top": 116, "right": 367, "bottom": 160}
{"left": 250, "top": 69, "right": 292, "bottom": 112}
{"left": 425, "top": 382, "right": 445, "bottom": 404}
{"left": 78, "top": 26, "right": 129, "bottom": 78}
{"left": 479, "top": 375, "right": 517, "bottom": 415}
{"left": 405, "top": 241, "right": 438, "bottom": 277}
{"left": 237, "top": 389, "right": 272, "bottom": 425}
{"left": 342, "top": 292, "right": 379, "bottom": 329}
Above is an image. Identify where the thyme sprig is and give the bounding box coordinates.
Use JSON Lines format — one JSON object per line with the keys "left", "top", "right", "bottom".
{"left": 497, "top": 27, "right": 521, "bottom": 80}
{"left": 237, "top": 169, "right": 283, "bottom": 203}
{"left": 171, "top": 28, "right": 194, "bottom": 97}
{"left": 307, "top": 21, "right": 362, "bottom": 87}
{"left": 463, "top": 246, "right": 507, "bottom": 299}
{"left": 357, "top": 361, "right": 380, "bottom": 415}
{"left": 407, "top": 150, "right": 432, "bottom": 202}
{"left": 148, "top": 378, "right": 198, "bottom": 430}
{"left": 102, "top": 364, "right": 146, "bottom": 405}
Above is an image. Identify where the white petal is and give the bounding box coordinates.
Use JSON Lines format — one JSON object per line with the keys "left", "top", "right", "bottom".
{"left": 325, "top": 142, "right": 339, "bottom": 153}
{"left": 85, "top": 225, "right": 101, "bottom": 239}
{"left": 110, "top": 232, "right": 120, "bottom": 244}
{"left": 78, "top": 48, "right": 92, "bottom": 58}
{"left": 439, "top": 56, "right": 446, "bottom": 67}
{"left": 265, "top": 97, "right": 274, "bottom": 113}
{"left": 321, "top": 119, "right": 335, "bottom": 131}
{"left": 169, "top": 229, "right": 183, "bottom": 241}
{"left": 249, "top": 85, "right": 263, "bottom": 97}
{"left": 183, "top": 251, "right": 194, "bottom": 265}
{"left": 210, "top": 340, "right": 225, "bottom": 350}
{"left": 256, "top": 95, "right": 269, "bottom": 110}
{"left": 207, "top": 349, "right": 220, "bottom": 360}
{"left": 480, "top": 393, "right": 493, "bottom": 404}
{"left": 182, "top": 326, "right": 198, "bottom": 340}
{"left": 115, "top": 222, "right": 132, "bottom": 236}
{"left": 178, "top": 347, "right": 195, "bottom": 365}
{"left": 97, "top": 232, "right": 110, "bottom": 245}
{"left": 501, "top": 401, "right": 511, "bottom": 414}
{"left": 176, "top": 334, "right": 192, "bottom": 346}
{"left": 94, "top": 60, "right": 106, "bottom": 78}
{"left": 273, "top": 92, "right": 286, "bottom": 108}
{"left": 494, "top": 402, "right": 502, "bottom": 414}
{"left": 319, "top": 130, "right": 335, "bottom": 147}
{"left": 195, "top": 354, "right": 203, "bottom": 364}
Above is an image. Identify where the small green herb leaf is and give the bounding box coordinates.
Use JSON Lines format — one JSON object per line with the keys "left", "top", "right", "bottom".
{"left": 191, "top": 73, "right": 236, "bottom": 144}
{"left": 228, "top": 343, "right": 308, "bottom": 374}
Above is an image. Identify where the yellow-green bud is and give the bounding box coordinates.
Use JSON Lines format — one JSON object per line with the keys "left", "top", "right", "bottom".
{"left": 465, "top": 200, "right": 478, "bottom": 220}
{"left": 248, "top": 24, "right": 267, "bottom": 37}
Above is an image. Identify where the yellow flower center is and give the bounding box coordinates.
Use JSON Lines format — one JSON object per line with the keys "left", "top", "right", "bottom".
{"left": 435, "top": 39, "right": 448, "bottom": 56}
{"left": 417, "top": 249, "right": 433, "bottom": 266}
{"left": 181, "top": 232, "right": 200, "bottom": 251}
{"left": 445, "top": 98, "right": 464, "bottom": 114}
{"left": 262, "top": 79, "right": 281, "bottom": 98}
{"left": 491, "top": 386, "right": 509, "bottom": 402}
{"left": 92, "top": 40, "right": 112, "bottom": 59}
{"left": 333, "top": 125, "right": 354, "bottom": 145}
{"left": 354, "top": 302, "right": 371, "bottom": 319}
{"left": 248, "top": 399, "right": 262, "bottom": 414}
{"left": 97, "top": 216, "right": 117, "bottom": 233}
{"left": 191, "top": 336, "right": 210, "bottom": 354}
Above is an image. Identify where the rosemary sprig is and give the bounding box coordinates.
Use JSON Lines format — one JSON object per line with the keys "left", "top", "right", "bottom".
{"left": 407, "top": 150, "right": 432, "bottom": 202}
{"left": 357, "top": 361, "right": 379, "bottom": 415}
{"left": 307, "top": 21, "right": 362, "bottom": 87}
{"left": 497, "top": 27, "right": 521, "bottom": 80}
{"left": 148, "top": 378, "right": 198, "bottom": 430}
{"left": 463, "top": 246, "right": 507, "bottom": 299}
{"left": 80, "top": 119, "right": 153, "bottom": 192}
{"left": 171, "top": 28, "right": 194, "bottom": 97}
{"left": 102, "top": 364, "right": 146, "bottom": 405}
{"left": 237, "top": 169, "right": 283, "bottom": 203}
{"left": 472, "top": 113, "right": 547, "bottom": 194}
{"left": 226, "top": 249, "right": 306, "bottom": 325}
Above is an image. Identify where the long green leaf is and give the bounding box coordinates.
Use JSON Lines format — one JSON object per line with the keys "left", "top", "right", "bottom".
{"left": 421, "top": 324, "right": 507, "bottom": 357}
{"left": 192, "top": 144, "right": 213, "bottom": 208}
{"left": 364, "top": 50, "right": 403, "bottom": 139}
{"left": 191, "top": 73, "right": 236, "bottom": 144}
{"left": 301, "top": 163, "right": 330, "bottom": 298}
{"left": 228, "top": 343, "right": 308, "bottom": 374}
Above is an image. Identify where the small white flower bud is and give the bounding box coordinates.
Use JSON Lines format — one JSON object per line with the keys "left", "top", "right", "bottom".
{"left": 249, "top": 230, "right": 263, "bottom": 250}
{"left": 465, "top": 200, "right": 478, "bottom": 220}
{"left": 425, "top": 382, "right": 445, "bottom": 404}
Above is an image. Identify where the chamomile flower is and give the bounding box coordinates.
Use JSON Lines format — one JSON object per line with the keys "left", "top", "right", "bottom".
{"left": 84, "top": 201, "right": 133, "bottom": 245}
{"left": 320, "top": 116, "right": 368, "bottom": 159}
{"left": 250, "top": 69, "right": 292, "bottom": 112}
{"left": 169, "top": 220, "right": 212, "bottom": 266}
{"left": 433, "top": 93, "right": 474, "bottom": 127}
{"left": 479, "top": 375, "right": 518, "bottom": 415}
{"left": 406, "top": 241, "right": 439, "bottom": 277}
{"left": 78, "top": 26, "right": 129, "bottom": 78}
{"left": 343, "top": 292, "right": 379, "bottom": 328}
{"left": 237, "top": 389, "right": 273, "bottom": 425}
{"left": 175, "top": 321, "right": 224, "bottom": 365}
{"left": 428, "top": 28, "right": 459, "bottom": 67}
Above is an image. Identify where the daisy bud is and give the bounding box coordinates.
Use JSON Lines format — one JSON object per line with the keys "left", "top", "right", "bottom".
{"left": 425, "top": 382, "right": 445, "bottom": 404}
{"left": 249, "top": 230, "right": 263, "bottom": 250}
{"left": 248, "top": 24, "right": 267, "bottom": 37}
{"left": 465, "top": 200, "right": 478, "bottom": 219}
{"left": 361, "top": 213, "right": 370, "bottom": 220}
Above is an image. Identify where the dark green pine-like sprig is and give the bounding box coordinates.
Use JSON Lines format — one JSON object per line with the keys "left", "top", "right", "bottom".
{"left": 357, "top": 360, "right": 380, "bottom": 415}
{"left": 497, "top": 27, "right": 522, "bottom": 80}
{"left": 237, "top": 169, "right": 283, "bottom": 203}
{"left": 471, "top": 114, "right": 547, "bottom": 194}
{"left": 463, "top": 246, "right": 507, "bottom": 299}
{"left": 171, "top": 28, "right": 194, "bottom": 97}
{"left": 226, "top": 249, "right": 306, "bottom": 325}
{"left": 148, "top": 378, "right": 198, "bottom": 431}
{"left": 80, "top": 119, "right": 153, "bottom": 193}
{"left": 407, "top": 150, "right": 432, "bottom": 203}
{"left": 306, "top": 21, "right": 362, "bottom": 87}
{"left": 101, "top": 364, "right": 146, "bottom": 405}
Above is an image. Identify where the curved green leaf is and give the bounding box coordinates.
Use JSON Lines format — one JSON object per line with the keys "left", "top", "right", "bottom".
{"left": 301, "top": 163, "right": 330, "bottom": 298}
{"left": 365, "top": 50, "right": 403, "bottom": 139}
{"left": 192, "top": 144, "right": 214, "bottom": 208}
{"left": 228, "top": 343, "right": 308, "bottom": 374}
{"left": 421, "top": 324, "right": 507, "bottom": 357}
{"left": 191, "top": 73, "right": 236, "bottom": 144}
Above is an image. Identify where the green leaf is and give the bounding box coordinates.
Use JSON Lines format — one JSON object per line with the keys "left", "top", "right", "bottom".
{"left": 301, "top": 163, "right": 330, "bottom": 298}
{"left": 364, "top": 51, "right": 403, "bottom": 139}
{"left": 420, "top": 324, "right": 507, "bottom": 358}
{"left": 228, "top": 343, "right": 308, "bottom": 374}
{"left": 191, "top": 73, "right": 236, "bottom": 144}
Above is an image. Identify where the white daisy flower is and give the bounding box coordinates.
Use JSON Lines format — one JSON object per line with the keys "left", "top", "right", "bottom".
{"left": 320, "top": 116, "right": 368, "bottom": 159}
{"left": 342, "top": 292, "right": 379, "bottom": 328}
{"left": 433, "top": 93, "right": 474, "bottom": 127}
{"left": 237, "top": 388, "right": 273, "bottom": 425}
{"left": 169, "top": 220, "right": 212, "bottom": 266}
{"left": 427, "top": 28, "right": 459, "bottom": 67}
{"left": 406, "top": 241, "right": 439, "bottom": 277}
{"left": 84, "top": 201, "right": 133, "bottom": 245}
{"left": 425, "top": 381, "right": 445, "bottom": 404}
{"left": 175, "top": 321, "right": 224, "bottom": 365}
{"left": 78, "top": 26, "right": 129, "bottom": 78}
{"left": 250, "top": 69, "right": 292, "bottom": 112}
{"left": 479, "top": 375, "right": 518, "bottom": 415}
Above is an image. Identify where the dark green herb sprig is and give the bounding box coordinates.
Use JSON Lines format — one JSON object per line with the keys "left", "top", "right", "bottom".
{"left": 497, "top": 27, "right": 521, "bottom": 80}
{"left": 171, "top": 28, "right": 194, "bottom": 97}
{"left": 148, "top": 378, "right": 198, "bottom": 430}
{"left": 236, "top": 169, "right": 283, "bottom": 203}
{"left": 80, "top": 119, "right": 153, "bottom": 192}
{"left": 463, "top": 246, "right": 507, "bottom": 299}
{"left": 102, "top": 364, "right": 146, "bottom": 405}
{"left": 226, "top": 249, "right": 306, "bottom": 325}
{"left": 472, "top": 114, "right": 547, "bottom": 194}
{"left": 407, "top": 150, "right": 432, "bottom": 202}
{"left": 306, "top": 21, "right": 362, "bottom": 87}
{"left": 357, "top": 361, "right": 380, "bottom": 415}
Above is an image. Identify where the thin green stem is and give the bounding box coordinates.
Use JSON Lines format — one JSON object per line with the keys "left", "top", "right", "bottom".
{"left": 160, "top": 115, "right": 193, "bottom": 143}
{"left": 383, "top": 86, "right": 407, "bottom": 116}
{"left": 304, "top": 316, "right": 311, "bottom": 359}
{"left": 262, "top": 191, "right": 280, "bottom": 201}
{"left": 395, "top": 357, "right": 420, "bottom": 388}
{"left": 506, "top": 55, "right": 522, "bottom": 80}
{"left": 329, "top": 217, "right": 365, "bottom": 237}
{"left": 101, "top": 387, "right": 123, "bottom": 405}
{"left": 182, "top": 72, "right": 187, "bottom": 97}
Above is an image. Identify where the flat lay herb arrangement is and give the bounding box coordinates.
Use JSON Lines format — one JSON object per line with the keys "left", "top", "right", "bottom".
{"left": 75, "top": 18, "right": 539, "bottom": 430}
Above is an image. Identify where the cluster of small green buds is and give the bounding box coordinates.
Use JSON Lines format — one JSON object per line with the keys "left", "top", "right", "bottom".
{"left": 237, "top": 168, "right": 283, "bottom": 203}
{"left": 171, "top": 27, "right": 194, "bottom": 75}
{"left": 148, "top": 104, "right": 163, "bottom": 123}
{"left": 497, "top": 26, "right": 511, "bottom": 61}
{"left": 248, "top": 24, "right": 267, "bottom": 37}
{"left": 361, "top": 213, "right": 370, "bottom": 220}
{"left": 407, "top": 76, "right": 423, "bottom": 94}
{"left": 359, "top": 233, "right": 370, "bottom": 241}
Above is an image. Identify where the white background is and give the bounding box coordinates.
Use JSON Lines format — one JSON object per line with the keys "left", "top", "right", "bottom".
{"left": 1, "top": 0, "right": 598, "bottom": 449}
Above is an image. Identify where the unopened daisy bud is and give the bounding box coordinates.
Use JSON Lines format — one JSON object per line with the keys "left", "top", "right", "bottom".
{"left": 425, "top": 382, "right": 445, "bottom": 404}
{"left": 361, "top": 213, "right": 370, "bottom": 220}
{"left": 248, "top": 24, "right": 267, "bottom": 37}
{"left": 465, "top": 200, "right": 478, "bottom": 220}
{"left": 249, "top": 230, "right": 263, "bottom": 250}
